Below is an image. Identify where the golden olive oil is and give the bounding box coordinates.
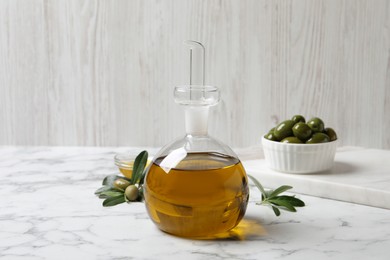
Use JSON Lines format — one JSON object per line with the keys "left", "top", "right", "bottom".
{"left": 119, "top": 165, "right": 133, "bottom": 179}
{"left": 144, "top": 152, "right": 249, "bottom": 238}
{"left": 118, "top": 160, "right": 151, "bottom": 179}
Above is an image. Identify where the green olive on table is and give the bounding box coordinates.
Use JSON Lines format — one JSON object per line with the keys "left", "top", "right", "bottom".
{"left": 292, "top": 115, "right": 306, "bottom": 124}
{"left": 292, "top": 122, "right": 312, "bottom": 141}
{"left": 307, "top": 117, "right": 325, "bottom": 133}
{"left": 306, "top": 133, "right": 330, "bottom": 144}
{"left": 125, "top": 185, "right": 139, "bottom": 201}
{"left": 281, "top": 137, "right": 303, "bottom": 143}
{"left": 274, "top": 120, "right": 296, "bottom": 141}
{"left": 324, "top": 127, "right": 337, "bottom": 141}
{"left": 113, "top": 178, "right": 131, "bottom": 191}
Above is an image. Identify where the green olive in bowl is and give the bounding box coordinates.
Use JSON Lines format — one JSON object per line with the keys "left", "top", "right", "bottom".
{"left": 263, "top": 115, "right": 337, "bottom": 145}
{"left": 281, "top": 137, "right": 303, "bottom": 143}
{"left": 264, "top": 132, "right": 278, "bottom": 141}
{"left": 274, "top": 120, "right": 295, "bottom": 141}
{"left": 292, "top": 122, "right": 312, "bottom": 141}
{"left": 306, "top": 133, "right": 330, "bottom": 144}
{"left": 268, "top": 127, "right": 275, "bottom": 133}
{"left": 324, "top": 127, "right": 337, "bottom": 141}
{"left": 307, "top": 117, "right": 325, "bottom": 133}
{"left": 292, "top": 115, "right": 306, "bottom": 124}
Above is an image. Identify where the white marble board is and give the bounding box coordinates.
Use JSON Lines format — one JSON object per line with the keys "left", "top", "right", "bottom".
{"left": 243, "top": 147, "right": 390, "bottom": 210}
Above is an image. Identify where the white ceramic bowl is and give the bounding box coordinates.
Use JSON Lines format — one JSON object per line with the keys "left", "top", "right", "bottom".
{"left": 261, "top": 136, "right": 338, "bottom": 174}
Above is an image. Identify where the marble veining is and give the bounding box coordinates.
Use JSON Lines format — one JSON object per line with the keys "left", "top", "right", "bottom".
{"left": 0, "top": 147, "right": 389, "bottom": 260}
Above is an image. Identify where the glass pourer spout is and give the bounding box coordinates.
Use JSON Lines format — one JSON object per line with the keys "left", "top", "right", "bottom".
{"left": 184, "top": 40, "right": 205, "bottom": 85}
{"left": 174, "top": 41, "right": 220, "bottom": 136}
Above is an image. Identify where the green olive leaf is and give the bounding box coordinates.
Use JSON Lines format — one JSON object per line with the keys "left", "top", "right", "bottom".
{"left": 248, "top": 174, "right": 305, "bottom": 216}
{"left": 272, "top": 206, "right": 281, "bottom": 216}
{"left": 103, "top": 194, "right": 126, "bottom": 207}
{"left": 131, "top": 151, "right": 148, "bottom": 185}
{"left": 95, "top": 186, "right": 113, "bottom": 195}
{"left": 264, "top": 190, "right": 273, "bottom": 200}
{"left": 139, "top": 163, "right": 151, "bottom": 185}
{"left": 268, "top": 185, "right": 293, "bottom": 198}
{"left": 248, "top": 175, "right": 267, "bottom": 198}
{"left": 273, "top": 195, "right": 305, "bottom": 207}
{"left": 99, "top": 190, "right": 124, "bottom": 199}
{"left": 268, "top": 198, "right": 297, "bottom": 212}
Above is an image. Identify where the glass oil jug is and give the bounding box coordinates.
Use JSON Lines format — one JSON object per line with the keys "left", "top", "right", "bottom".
{"left": 143, "top": 41, "right": 249, "bottom": 238}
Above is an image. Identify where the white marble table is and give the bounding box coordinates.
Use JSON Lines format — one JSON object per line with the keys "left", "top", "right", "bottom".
{"left": 1, "top": 146, "right": 389, "bottom": 260}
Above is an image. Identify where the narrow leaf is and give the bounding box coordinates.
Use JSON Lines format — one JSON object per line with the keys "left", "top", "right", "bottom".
{"left": 103, "top": 195, "right": 126, "bottom": 207}
{"left": 272, "top": 206, "right": 281, "bottom": 216}
{"left": 248, "top": 174, "right": 267, "bottom": 198}
{"left": 271, "top": 204, "right": 297, "bottom": 213}
{"left": 95, "top": 186, "right": 112, "bottom": 195}
{"left": 138, "top": 172, "right": 146, "bottom": 185}
{"left": 264, "top": 190, "right": 273, "bottom": 199}
{"left": 95, "top": 186, "right": 119, "bottom": 195}
{"left": 131, "top": 151, "right": 148, "bottom": 185}
{"left": 139, "top": 163, "right": 151, "bottom": 185}
{"left": 268, "top": 198, "right": 297, "bottom": 212}
{"left": 99, "top": 190, "right": 124, "bottom": 198}
{"left": 275, "top": 195, "right": 305, "bottom": 207}
{"left": 268, "top": 185, "right": 293, "bottom": 198}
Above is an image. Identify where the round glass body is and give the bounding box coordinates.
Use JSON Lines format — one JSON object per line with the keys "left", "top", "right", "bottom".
{"left": 144, "top": 134, "right": 249, "bottom": 238}
{"left": 143, "top": 75, "right": 248, "bottom": 237}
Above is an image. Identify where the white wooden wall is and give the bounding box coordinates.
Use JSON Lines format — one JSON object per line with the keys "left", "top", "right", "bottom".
{"left": 1, "top": 0, "right": 389, "bottom": 149}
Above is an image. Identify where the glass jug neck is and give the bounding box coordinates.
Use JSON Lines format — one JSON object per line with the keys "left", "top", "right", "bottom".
{"left": 184, "top": 106, "right": 209, "bottom": 136}
{"left": 174, "top": 85, "right": 219, "bottom": 136}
